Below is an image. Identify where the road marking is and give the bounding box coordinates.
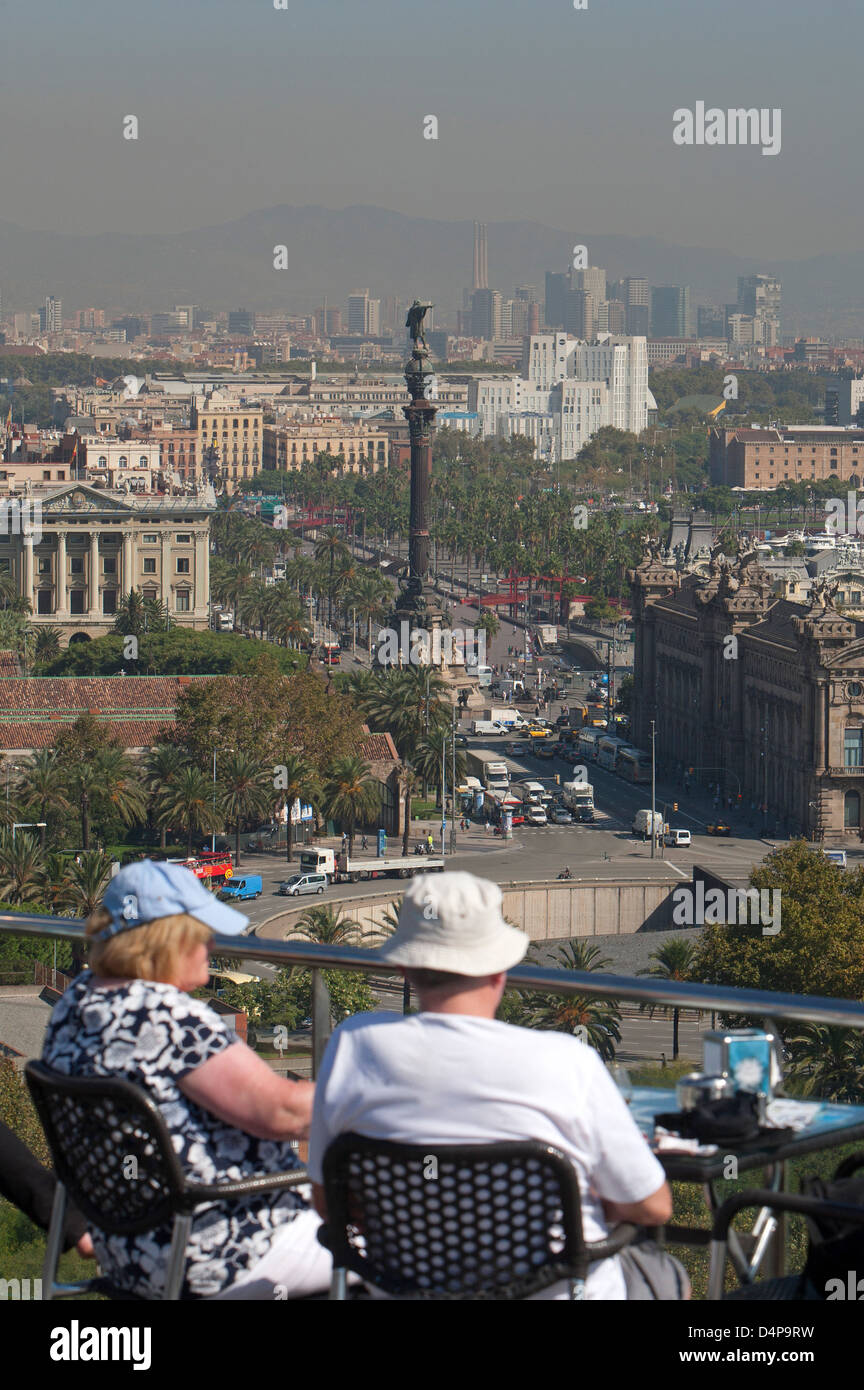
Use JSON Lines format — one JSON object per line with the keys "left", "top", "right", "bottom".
{"left": 663, "top": 859, "right": 688, "bottom": 878}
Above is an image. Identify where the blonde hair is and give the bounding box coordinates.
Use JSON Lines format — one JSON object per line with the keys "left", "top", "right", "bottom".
{"left": 85, "top": 908, "right": 212, "bottom": 983}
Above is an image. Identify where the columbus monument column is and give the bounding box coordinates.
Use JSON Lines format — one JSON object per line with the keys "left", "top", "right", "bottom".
{"left": 390, "top": 299, "right": 445, "bottom": 664}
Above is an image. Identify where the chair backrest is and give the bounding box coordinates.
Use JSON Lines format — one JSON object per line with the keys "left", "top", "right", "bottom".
{"left": 25, "top": 1061, "right": 188, "bottom": 1236}
{"left": 322, "top": 1132, "right": 587, "bottom": 1299}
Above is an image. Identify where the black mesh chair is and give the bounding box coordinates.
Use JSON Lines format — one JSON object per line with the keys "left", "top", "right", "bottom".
{"left": 25, "top": 1061, "right": 310, "bottom": 1301}
{"left": 318, "top": 1132, "right": 639, "bottom": 1300}
{"left": 709, "top": 1152, "right": 864, "bottom": 1301}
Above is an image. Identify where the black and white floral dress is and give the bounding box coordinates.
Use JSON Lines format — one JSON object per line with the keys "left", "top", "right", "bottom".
{"left": 42, "top": 971, "right": 306, "bottom": 1298}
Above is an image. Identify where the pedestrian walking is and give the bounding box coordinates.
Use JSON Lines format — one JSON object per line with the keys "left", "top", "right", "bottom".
{"left": 427, "top": 832, "right": 434, "bottom": 853}
{"left": 361, "top": 835, "right": 368, "bottom": 851}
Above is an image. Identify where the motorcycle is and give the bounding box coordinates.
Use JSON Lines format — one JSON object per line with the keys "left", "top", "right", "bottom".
{"left": 557, "top": 868, "right": 573, "bottom": 880}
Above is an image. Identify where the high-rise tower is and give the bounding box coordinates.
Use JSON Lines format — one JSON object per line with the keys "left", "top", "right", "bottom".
{"left": 472, "top": 222, "right": 488, "bottom": 291}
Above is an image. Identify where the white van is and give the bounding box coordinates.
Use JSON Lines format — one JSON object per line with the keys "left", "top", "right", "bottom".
{"left": 664, "top": 828, "right": 691, "bottom": 848}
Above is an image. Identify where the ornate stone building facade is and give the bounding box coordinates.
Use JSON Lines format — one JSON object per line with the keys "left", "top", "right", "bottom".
{"left": 0, "top": 483, "right": 212, "bottom": 644}
{"left": 629, "top": 538, "right": 864, "bottom": 843}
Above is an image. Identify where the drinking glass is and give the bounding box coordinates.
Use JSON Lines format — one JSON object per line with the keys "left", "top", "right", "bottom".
{"left": 608, "top": 1062, "right": 633, "bottom": 1106}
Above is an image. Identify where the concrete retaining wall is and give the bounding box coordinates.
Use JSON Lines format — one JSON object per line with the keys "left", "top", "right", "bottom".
{"left": 258, "top": 877, "right": 679, "bottom": 943}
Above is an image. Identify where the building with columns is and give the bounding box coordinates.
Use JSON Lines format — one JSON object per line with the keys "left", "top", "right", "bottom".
{"left": 3, "top": 483, "right": 212, "bottom": 644}
{"left": 629, "top": 541, "right": 864, "bottom": 843}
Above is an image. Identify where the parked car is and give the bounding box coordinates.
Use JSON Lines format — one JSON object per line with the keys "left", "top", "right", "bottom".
{"left": 277, "top": 872, "right": 327, "bottom": 896}
{"left": 550, "top": 808, "right": 574, "bottom": 825}
{"left": 706, "top": 822, "right": 731, "bottom": 837}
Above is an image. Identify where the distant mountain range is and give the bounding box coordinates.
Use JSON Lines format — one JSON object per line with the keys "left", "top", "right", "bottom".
{"left": 1, "top": 204, "right": 861, "bottom": 337}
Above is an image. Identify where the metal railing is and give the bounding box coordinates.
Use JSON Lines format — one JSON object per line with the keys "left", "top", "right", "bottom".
{"left": 5, "top": 909, "right": 864, "bottom": 1077}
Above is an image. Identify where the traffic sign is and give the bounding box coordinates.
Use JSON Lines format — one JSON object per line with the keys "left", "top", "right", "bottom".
{"left": 223, "top": 867, "right": 233, "bottom": 879}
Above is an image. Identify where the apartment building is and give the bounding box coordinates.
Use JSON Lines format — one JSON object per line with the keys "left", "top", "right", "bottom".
{"left": 710, "top": 425, "right": 864, "bottom": 488}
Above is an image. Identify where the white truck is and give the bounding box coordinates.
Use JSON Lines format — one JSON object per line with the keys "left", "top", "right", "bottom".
{"left": 467, "top": 750, "right": 511, "bottom": 793}
{"left": 632, "top": 809, "right": 665, "bottom": 840}
{"left": 297, "top": 846, "right": 445, "bottom": 883}
{"left": 484, "top": 707, "right": 528, "bottom": 728}
{"left": 516, "top": 779, "right": 547, "bottom": 805}
{"left": 562, "top": 779, "right": 595, "bottom": 811}
{"left": 537, "top": 624, "right": 559, "bottom": 648}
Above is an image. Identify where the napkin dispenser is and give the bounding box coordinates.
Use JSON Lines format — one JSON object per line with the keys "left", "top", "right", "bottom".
{"left": 702, "top": 1028, "right": 781, "bottom": 1097}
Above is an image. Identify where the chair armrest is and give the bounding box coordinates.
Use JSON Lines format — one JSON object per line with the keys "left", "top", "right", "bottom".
{"left": 584, "top": 1222, "right": 640, "bottom": 1261}
{"left": 711, "top": 1188, "right": 864, "bottom": 1243}
{"left": 833, "top": 1151, "right": 864, "bottom": 1181}
{"left": 183, "top": 1168, "right": 310, "bottom": 1206}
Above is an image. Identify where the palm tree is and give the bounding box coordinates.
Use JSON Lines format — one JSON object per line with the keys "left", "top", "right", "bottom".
{"left": 412, "top": 731, "right": 466, "bottom": 808}
{"left": 61, "top": 851, "right": 114, "bottom": 916}
{"left": 59, "top": 747, "right": 144, "bottom": 852}
{"left": 155, "top": 766, "right": 220, "bottom": 856}
{"left": 322, "top": 756, "right": 381, "bottom": 856}
{"left": 273, "top": 753, "right": 320, "bottom": 863}
{"left": 784, "top": 1025, "right": 864, "bottom": 1104}
{"left": 290, "top": 904, "right": 368, "bottom": 945}
{"left": 349, "top": 573, "right": 389, "bottom": 654}
{"left": 0, "top": 830, "right": 46, "bottom": 906}
{"left": 96, "top": 748, "right": 147, "bottom": 847}
{"left": 15, "top": 750, "right": 70, "bottom": 849}
{"left": 314, "top": 527, "right": 351, "bottom": 629}
{"left": 515, "top": 941, "right": 622, "bottom": 1061}
{"left": 141, "top": 744, "right": 188, "bottom": 849}
{"left": 218, "top": 752, "right": 273, "bottom": 867}
{"left": 637, "top": 938, "right": 696, "bottom": 1060}
{"left": 33, "top": 625, "right": 62, "bottom": 664}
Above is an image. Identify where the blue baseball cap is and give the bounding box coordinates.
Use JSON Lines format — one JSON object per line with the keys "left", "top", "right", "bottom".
{"left": 95, "top": 860, "right": 249, "bottom": 942}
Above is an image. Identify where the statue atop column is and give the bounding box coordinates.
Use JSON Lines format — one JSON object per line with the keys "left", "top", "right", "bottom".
{"left": 406, "top": 300, "right": 434, "bottom": 353}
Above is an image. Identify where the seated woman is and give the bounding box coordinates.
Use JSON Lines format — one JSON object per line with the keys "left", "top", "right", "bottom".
{"left": 42, "top": 859, "right": 331, "bottom": 1300}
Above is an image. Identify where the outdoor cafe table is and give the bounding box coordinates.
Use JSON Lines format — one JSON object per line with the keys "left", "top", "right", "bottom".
{"left": 629, "top": 1086, "right": 864, "bottom": 1283}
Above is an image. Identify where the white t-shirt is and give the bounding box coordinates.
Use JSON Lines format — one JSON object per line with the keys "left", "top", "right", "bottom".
{"left": 308, "top": 1011, "right": 666, "bottom": 1300}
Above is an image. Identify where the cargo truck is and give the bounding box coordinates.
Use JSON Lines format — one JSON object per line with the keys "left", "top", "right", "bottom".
{"left": 483, "top": 708, "right": 528, "bottom": 728}
{"left": 632, "top": 809, "right": 665, "bottom": 840}
{"left": 297, "top": 846, "right": 445, "bottom": 883}
{"left": 466, "top": 750, "right": 511, "bottom": 793}
{"left": 562, "top": 780, "right": 594, "bottom": 811}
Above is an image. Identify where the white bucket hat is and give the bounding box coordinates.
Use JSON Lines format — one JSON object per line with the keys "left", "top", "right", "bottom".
{"left": 377, "top": 871, "right": 528, "bottom": 977}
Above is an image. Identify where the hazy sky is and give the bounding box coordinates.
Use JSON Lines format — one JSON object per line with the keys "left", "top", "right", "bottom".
{"left": 1, "top": 0, "right": 860, "bottom": 258}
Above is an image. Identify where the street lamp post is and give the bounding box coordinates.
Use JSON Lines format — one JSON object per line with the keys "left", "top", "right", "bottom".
{"left": 13, "top": 822, "right": 46, "bottom": 843}
{"left": 449, "top": 704, "right": 457, "bottom": 854}
{"left": 211, "top": 749, "right": 217, "bottom": 854}
{"left": 650, "top": 720, "right": 657, "bottom": 859}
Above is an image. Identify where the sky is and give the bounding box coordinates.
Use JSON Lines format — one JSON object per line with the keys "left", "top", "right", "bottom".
{"left": 0, "top": 0, "right": 861, "bottom": 259}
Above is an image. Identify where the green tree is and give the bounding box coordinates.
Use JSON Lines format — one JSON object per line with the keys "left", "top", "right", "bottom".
{"left": 691, "top": 841, "right": 864, "bottom": 1003}
{"left": 61, "top": 851, "right": 114, "bottom": 916}
{"left": 155, "top": 766, "right": 220, "bottom": 856}
{"left": 638, "top": 938, "right": 696, "bottom": 1060}
{"left": 783, "top": 1025, "right": 864, "bottom": 1103}
{"left": 0, "top": 831, "right": 46, "bottom": 907}
{"left": 506, "top": 941, "right": 622, "bottom": 1061}
{"left": 15, "top": 751, "right": 70, "bottom": 850}
{"left": 218, "top": 751, "right": 273, "bottom": 867}
{"left": 273, "top": 753, "right": 320, "bottom": 863}
{"left": 321, "top": 756, "right": 381, "bottom": 855}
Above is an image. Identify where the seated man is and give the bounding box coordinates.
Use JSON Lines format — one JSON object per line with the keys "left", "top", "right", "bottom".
{"left": 309, "top": 871, "right": 686, "bottom": 1300}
